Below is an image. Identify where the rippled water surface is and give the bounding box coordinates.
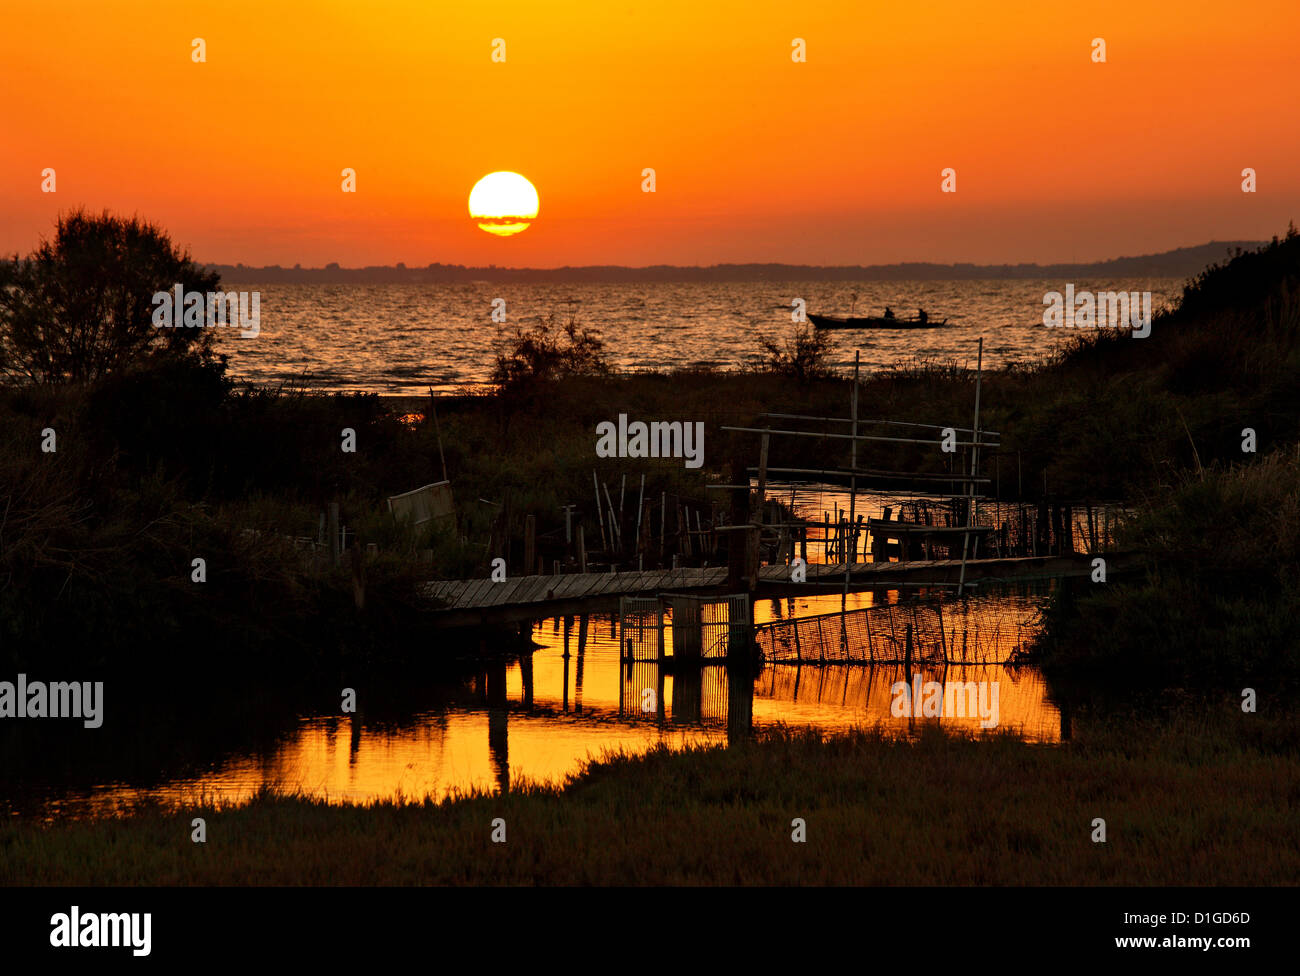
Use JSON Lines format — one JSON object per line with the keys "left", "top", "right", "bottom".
{"left": 215, "top": 278, "right": 1183, "bottom": 393}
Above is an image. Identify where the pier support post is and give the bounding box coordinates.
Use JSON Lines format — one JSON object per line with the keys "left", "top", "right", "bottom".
{"left": 669, "top": 596, "right": 702, "bottom": 666}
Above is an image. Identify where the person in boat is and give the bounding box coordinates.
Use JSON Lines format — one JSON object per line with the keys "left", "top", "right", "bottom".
{"left": 883, "top": 306, "right": 895, "bottom": 319}
{"left": 917, "top": 308, "right": 928, "bottom": 324}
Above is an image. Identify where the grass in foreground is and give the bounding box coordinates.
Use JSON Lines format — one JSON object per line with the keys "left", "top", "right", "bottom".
{"left": 4, "top": 710, "right": 1297, "bottom": 885}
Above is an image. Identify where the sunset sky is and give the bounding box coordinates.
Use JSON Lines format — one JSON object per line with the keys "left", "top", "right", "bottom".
{"left": 2, "top": 0, "right": 1296, "bottom": 267}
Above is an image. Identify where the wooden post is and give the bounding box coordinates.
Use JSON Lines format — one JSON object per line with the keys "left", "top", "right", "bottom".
{"left": 957, "top": 337, "right": 983, "bottom": 595}
{"left": 577, "top": 525, "right": 587, "bottom": 573}
{"left": 727, "top": 457, "right": 749, "bottom": 589}
{"left": 593, "top": 471, "right": 607, "bottom": 550}
{"left": 669, "top": 597, "right": 702, "bottom": 665}
{"left": 660, "top": 491, "right": 667, "bottom": 558}
{"left": 844, "top": 351, "right": 860, "bottom": 610}
{"left": 634, "top": 474, "right": 645, "bottom": 557}
{"left": 747, "top": 431, "right": 770, "bottom": 592}
{"left": 523, "top": 514, "right": 536, "bottom": 576}
{"left": 350, "top": 541, "right": 365, "bottom": 610}
{"left": 603, "top": 481, "right": 620, "bottom": 550}
{"left": 657, "top": 600, "right": 666, "bottom": 662}
{"left": 328, "top": 502, "right": 340, "bottom": 567}
{"left": 428, "top": 391, "right": 448, "bottom": 483}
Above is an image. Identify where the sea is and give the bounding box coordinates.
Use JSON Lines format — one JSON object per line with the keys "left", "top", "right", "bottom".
{"left": 212, "top": 278, "right": 1185, "bottom": 394}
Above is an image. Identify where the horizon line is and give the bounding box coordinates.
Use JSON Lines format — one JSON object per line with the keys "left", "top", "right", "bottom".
{"left": 202, "top": 239, "right": 1268, "bottom": 273}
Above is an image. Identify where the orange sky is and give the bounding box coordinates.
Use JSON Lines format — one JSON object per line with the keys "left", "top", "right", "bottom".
{"left": 2, "top": 0, "right": 1296, "bottom": 266}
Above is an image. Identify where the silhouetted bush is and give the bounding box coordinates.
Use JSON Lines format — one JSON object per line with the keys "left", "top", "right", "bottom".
{"left": 0, "top": 210, "right": 221, "bottom": 385}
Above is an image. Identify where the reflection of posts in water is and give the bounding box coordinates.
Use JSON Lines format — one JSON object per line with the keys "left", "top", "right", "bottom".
{"left": 726, "top": 660, "right": 754, "bottom": 744}
{"left": 657, "top": 664, "right": 666, "bottom": 724}
{"left": 1060, "top": 702, "right": 1072, "bottom": 741}
{"left": 622, "top": 660, "right": 665, "bottom": 724}
{"left": 726, "top": 593, "right": 755, "bottom": 662}
{"left": 575, "top": 614, "right": 588, "bottom": 713}
{"left": 562, "top": 616, "right": 571, "bottom": 713}
{"left": 487, "top": 660, "right": 509, "bottom": 793}
{"left": 521, "top": 649, "right": 534, "bottom": 709}
{"left": 673, "top": 663, "right": 702, "bottom": 725}
{"left": 475, "top": 637, "right": 489, "bottom": 705}
{"left": 349, "top": 711, "right": 361, "bottom": 763}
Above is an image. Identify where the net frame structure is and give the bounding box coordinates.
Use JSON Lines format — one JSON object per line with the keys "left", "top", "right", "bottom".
{"left": 754, "top": 595, "right": 1038, "bottom": 666}
{"left": 617, "top": 593, "right": 752, "bottom": 662}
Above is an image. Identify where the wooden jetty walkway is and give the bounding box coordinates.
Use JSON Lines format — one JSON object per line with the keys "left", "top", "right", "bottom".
{"left": 422, "top": 551, "right": 1140, "bottom": 627}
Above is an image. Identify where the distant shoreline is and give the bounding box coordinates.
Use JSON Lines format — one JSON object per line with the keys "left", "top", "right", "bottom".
{"left": 205, "top": 240, "right": 1263, "bottom": 285}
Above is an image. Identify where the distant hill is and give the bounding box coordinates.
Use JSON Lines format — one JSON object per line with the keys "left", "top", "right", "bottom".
{"left": 206, "top": 241, "right": 1267, "bottom": 284}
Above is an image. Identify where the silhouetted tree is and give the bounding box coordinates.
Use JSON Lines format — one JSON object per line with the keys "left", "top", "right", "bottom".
{"left": 491, "top": 310, "right": 610, "bottom": 395}
{"left": 756, "top": 323, "right": 836, "bottom": 383}
{"left": 0, "top": 210, "right": 222, "bottom": 385}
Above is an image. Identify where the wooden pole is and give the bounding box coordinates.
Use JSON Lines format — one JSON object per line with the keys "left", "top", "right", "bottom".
{"left": 603, "top": 481, "right": 620, "bottom": 549}
{"left": 593, "top": 471, "right": 607, "bottom": 550}
{"left": 844, "top": 350, "right": 860, "bottom": 614}
{"left": 350, "top": 541, "right": 365, "bottom": 610}
{"left": 748, "top": 431, "right": 770, "bottom": 592}
{"left": 523, "top": 514, "right": 536, "bottom": 577}
{"left": 957, "top": 337, "right": 983, "bottom": 595}
{"left": 428, "top": 390, "right": 448, "bottom": 483}
{"left": 634, "top": 474, "right": 646, "bottom": 556}
{"left": 660, "top": 491, "right": 667, "bottom": 557}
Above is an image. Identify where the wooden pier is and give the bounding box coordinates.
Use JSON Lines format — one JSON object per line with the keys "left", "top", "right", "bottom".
{"left": 421, "top": 551, "right": 1139, "bottom": 627}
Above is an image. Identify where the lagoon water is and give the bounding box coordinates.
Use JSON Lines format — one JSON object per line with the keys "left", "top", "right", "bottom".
{"left": 214, "top": 278, "right": 1184, "bottom": 394}
{"left": 10, "top": 283, "right": 1129, "bottom": 820}
{"left": 26, "top": 587, "right": 1057, "bottom": 822}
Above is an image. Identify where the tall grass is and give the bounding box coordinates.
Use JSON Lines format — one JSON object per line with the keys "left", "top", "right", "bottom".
{"left": 4, "top": 713, "right": 1296, "bottom": 885}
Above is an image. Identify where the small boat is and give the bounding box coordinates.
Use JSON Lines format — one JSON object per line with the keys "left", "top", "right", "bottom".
{"left": 808, "top": 312, "right": 948, "bottom": 330}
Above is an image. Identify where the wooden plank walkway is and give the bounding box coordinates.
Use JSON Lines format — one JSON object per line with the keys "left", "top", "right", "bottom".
{"left": 421, "top": 552, "right": 1140, "bottom": 627}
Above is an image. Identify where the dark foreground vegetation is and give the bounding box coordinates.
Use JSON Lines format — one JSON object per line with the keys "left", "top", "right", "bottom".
{"left": 1, "top": 212, "right": 1297, "bottom": 884}
{"left": 4, "top": 216, "right": 1299, "bottom": 699}
{"left": 5, "top": 712, "right": 1296, "bottom": 885}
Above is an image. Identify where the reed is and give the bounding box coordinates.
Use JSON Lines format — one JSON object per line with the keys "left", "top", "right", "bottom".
{"left": 4, "top": 709, "right": 1296, "bottom": 885}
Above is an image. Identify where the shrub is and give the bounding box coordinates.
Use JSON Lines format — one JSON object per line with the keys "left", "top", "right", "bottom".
{"left": 754, "top": 323, "right": 835, "bottom": 382}
{"left": 0, "top": 210, "right": 222, "bottom": 386}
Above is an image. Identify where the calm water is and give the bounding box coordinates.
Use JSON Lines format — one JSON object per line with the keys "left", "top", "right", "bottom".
{"left": 11, "top": 285, "right": 1126, "bottom": 820}
{"left": 214, "top": 278, "right": 1183, "bottom": 394}
{"left": 21, "top": 586, "right": 1057, "bottom": 822}
{"left": 9, "top": 483, "right": 1077, "bottom": 821}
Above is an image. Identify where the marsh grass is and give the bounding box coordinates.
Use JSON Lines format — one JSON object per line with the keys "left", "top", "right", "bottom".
{"left": 4, "top": 712, "right": 1296, "bottom": 885}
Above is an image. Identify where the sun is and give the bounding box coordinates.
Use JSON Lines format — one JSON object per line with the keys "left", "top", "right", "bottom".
{"left": 468, "top": 172, "right": 539, "bottom": 237}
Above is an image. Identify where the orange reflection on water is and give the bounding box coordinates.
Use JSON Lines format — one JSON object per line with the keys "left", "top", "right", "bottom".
{"left": 34, "top": 593, "right": 1059, "bottom": 821}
